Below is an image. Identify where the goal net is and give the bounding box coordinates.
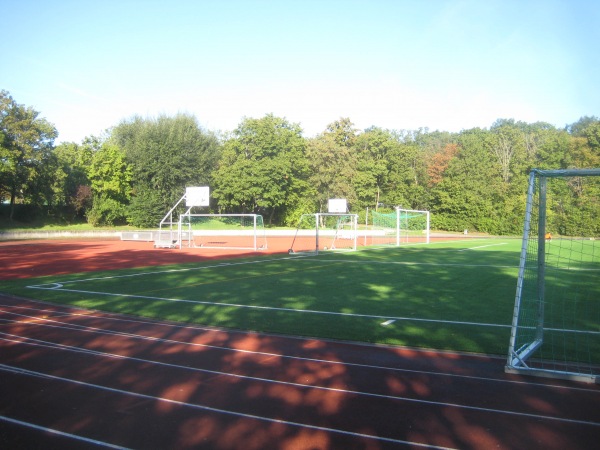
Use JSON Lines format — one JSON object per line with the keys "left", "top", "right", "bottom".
{"left": 366, "top": 208, "right": 430, "bottom": 247}
{"left": 289, "top": 213, "right": 358, "bottom": 255}
{"left": 506, "top": 169, "right": 600, "bottom": 383}
{"left": 178, "top": 214, "right": 267, "bottom": 251}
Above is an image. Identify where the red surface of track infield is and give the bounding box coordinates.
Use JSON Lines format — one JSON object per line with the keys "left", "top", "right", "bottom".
{"left": 0, "top": 237, "right": 296, "bottom": 280}
{"left": 1, "top": 238, "right": 599, "bottom": 449}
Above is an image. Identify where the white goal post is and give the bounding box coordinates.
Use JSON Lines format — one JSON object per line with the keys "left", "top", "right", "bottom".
{"left": 178, "top": 214, "right": 267, "bottom": 251}
{"left": 506, "top": 168, "right": 600, "bottom": 384}
{"left": 366, "top": 208, "right": 430, "bottom": 246}
{"left": 289, "top": 213, "right": 358, "bottom": 255}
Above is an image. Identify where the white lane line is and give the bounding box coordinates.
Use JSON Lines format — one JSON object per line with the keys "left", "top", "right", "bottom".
{"left": 0, "top": 363, "right": 457, "bottom": 450}
{"left": 0, "top": 414, "right": 130, "bottom": 449}
{"left": 2, "top": 336, "right": 599, "bottom": 428}
{"left": 1, "top": 307, "right": 598, "bottom": 394}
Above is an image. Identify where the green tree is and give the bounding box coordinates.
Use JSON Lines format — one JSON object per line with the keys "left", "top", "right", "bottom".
{"left": 305, "top": 118, "right": 358, "bottom": 212}
{"left": 0, "top": 90, "right": 58, "bottom": 220}
{"left": 53, "top": 141, "right": 94, "bottom": 219}
{"left": 489, "top": 119, "right": 530, "bottom": 183}
{"left": 579, "top": 120, "right": 600, "bottom": 163}
{"left": 352, "top": 127, "right": 396, "bottom": 210}
{"left": 212, "top": 114, "right": 309, "bottom": 225}
{"left": 112, "top": 114, "right": 220, "bottom": 226}
{"left": 429, "top": 127, "right": 511, "bottom": 233}
{"left": 534, "top": 126, "right": 570, "bottom": 169}
{"left": 567, "top": 116, "right": 600, "bottom": 137}
{"left": 86, "top": 142, "right": 132, "bottom": 226}
{"left": 26, "top": 151, "right": 64, "bottom": 211}
{"left": 383, "top": 141, "right": 429, "bottom": 210}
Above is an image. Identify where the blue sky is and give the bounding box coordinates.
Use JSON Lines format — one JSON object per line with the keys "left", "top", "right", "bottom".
{"left": 3, "top": 0, "right": 599, "bottom": 143}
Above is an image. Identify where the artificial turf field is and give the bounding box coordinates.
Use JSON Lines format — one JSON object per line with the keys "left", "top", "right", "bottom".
{"left": 0, "top": 238, "right": 524, "bottom": 356}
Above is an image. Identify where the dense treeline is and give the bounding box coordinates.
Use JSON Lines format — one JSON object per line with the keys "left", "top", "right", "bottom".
{"left": 1, "top": 89, "right": 599, "bottom": 234}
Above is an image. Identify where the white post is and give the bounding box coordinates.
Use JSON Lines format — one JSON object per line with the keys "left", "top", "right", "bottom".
{"left": 315, "top": 213, "right": 320, "bottom": 254}
{"left": 396, "top": 207, "right": 401, "bottom": 246}
{"left": 253, "top": 214, "right": 257, "bottom": 251}
{"left": 364, "top": 207, "right": 369, "bottom": 247}
{"left": 353, "top": 214, "right": 358, "bottom": 250}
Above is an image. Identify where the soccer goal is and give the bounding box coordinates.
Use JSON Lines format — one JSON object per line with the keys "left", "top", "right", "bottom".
{"left": 506, "top": 168, "right": 600, "bottom": 383}
{"left": 366, "top": 208, "right": 430, "bottom": 247}
{"left": 178, "top": 214, "right": 267, "bottom": 251}
{"left": 289, "top": 213, "right": 358, "bottom": 255}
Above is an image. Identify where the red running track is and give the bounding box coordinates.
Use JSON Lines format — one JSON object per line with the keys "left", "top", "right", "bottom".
{"left": 1, "top": 294, "right": 599, "bottom": 449}
{"left": 0, "top": 238, "right": 295, "bottom": 280}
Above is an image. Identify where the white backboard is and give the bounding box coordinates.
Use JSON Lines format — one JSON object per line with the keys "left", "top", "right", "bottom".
{"left": 186, "top": 186, "right": 210, "bottom": 207}
{"left": 328, "top": 198, "right": 347, "bottom": 213}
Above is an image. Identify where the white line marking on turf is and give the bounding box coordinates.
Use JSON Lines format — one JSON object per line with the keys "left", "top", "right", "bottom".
{"left": 381, "top": 319, "right": 396, "bottom": 326}
{"left": 22, "top": 285, "right": 512, "bottom": 329}
{"left": 25, "top": 256, "right": 305, "bottom": 289}
{"left": 458, "top": 243, "right": 508, "bottom": 251}
{"left": 23, "top": 251, "right": 519, "bottom": 292}
{"left": 26, "top": 283, "right": 64, "bottom": 289}
{"left": 0, "top": 415, "right": 130, "bottom": 449}
{"left": 317, "top": 258, "right": 518, "bottom": 269}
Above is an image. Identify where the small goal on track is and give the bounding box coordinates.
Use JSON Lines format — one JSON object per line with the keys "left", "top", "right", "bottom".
{"left": 366, "top": 208, "right": 430, "bottom": 246}
{"left": 178, "top": 214, "right": 267, "bottom": 251}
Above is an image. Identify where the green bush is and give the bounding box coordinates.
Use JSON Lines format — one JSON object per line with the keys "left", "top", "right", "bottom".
{"left": 127, "top": 189, "right": 166, "bottom": 228}
{"left": 87, "top": 196, "right": 128, "bottom": 226}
